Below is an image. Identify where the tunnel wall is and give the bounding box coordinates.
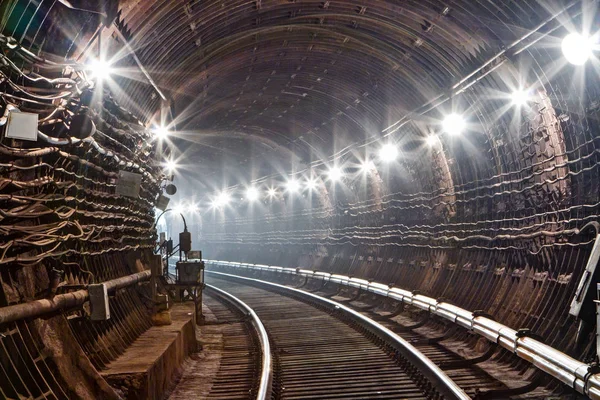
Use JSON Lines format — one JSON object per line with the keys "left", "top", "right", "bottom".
{"left": 200, "top": 67, "right": 600, "bottom": 363}
{"left": 0, "top": 4, "right": 163, "bottom": 397}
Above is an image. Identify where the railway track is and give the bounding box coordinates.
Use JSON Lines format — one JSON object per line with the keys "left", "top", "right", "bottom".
{"left": 205, "top": 262, "right": 574, "bottom": 399}
{"left": 204, "top": 272, "right": 470, "bottom": 400}
{"left": 166, "top": 287, "right": 265, "bottom": 399}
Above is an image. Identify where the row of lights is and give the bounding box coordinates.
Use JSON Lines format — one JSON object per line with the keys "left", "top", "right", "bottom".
{"left": 83, "top": 31, "right": 596, "bottom": 214}
{"left": 171, "top": 78, "right": 567, "bottom": 211}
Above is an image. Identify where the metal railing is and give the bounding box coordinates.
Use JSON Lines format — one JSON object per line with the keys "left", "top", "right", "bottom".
{"left": 0, "top": 270, "right": 151, "bottom": 325}
{"left": 207, "top": 270, "right": 470, "bottom": 400}
{"left": 205, "top": 283, "right": 273, "bottom": 400}
{"left": 206, "top": 260, "right": 600, "bottom": 400}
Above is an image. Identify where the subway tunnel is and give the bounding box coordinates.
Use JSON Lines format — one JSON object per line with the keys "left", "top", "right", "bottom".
{"left": 1, "top": 0, "right": 600, "bottom": 399}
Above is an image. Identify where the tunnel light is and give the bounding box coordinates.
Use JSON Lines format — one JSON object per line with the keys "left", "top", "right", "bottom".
{"left": 562, "top": 32, "right": 594, "bottom": 65}
{"left": 172, "top": 203, "right": 184, "bottom": 214}
{"left": 186, "top": 203, "right": 199, "bottom": 213}
{"left": 87, "top": 59, "right": 112, "bottom": 80}
{"left": 163, "top": 159, "right": 177, "bottom": 173}
{"left": 246, "top": 187, "right": 259, "bottom": 201}
{"left": 154, "top": 125, "right": 169, "bottom": 140}
{"left": 443, "top": 113, "right": 465, "bottom": 136}
{"left": 426, "top": 135, "right": 439, "bottom": 147}
{"left": 327, "top": 167, "right": 344, "bottom": 182}
{"left": 360, "top": 160, "right": 376, "bottom": 173}
{"left": 212, "top": 192, "right": 231, "bottom": 208}
{"left": 286, "top": 179, "right": 300, "bottom": 193}
{"left": 378, "top": 144, "right": 398, "bottom": 162}
{"left": 511, "top": 88, "right": 530, "bottom": 106}
{"left": 305, "top": 177, "right": 318, "bottom": 190}
{"left": 267, "top": 187, "right": 277, "bottom": 198}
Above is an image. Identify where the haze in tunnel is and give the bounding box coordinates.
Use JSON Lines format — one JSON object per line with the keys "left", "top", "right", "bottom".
{"left": 3, "top": 0, "right": 600, "bottom": 398}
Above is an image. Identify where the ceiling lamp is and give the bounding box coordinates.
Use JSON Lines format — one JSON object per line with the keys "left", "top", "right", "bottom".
{"left": 305, "top": 177, "right": 318, "bottom": 190}
{"left": 360, "top": 160, "right": 375, "bottom": 173}
{"left": 267, "top": 187, "right": 277, "bottom": 198}
{"left": 378, "top": 143, "right": 398, "bottom": 162}
{"left": 246, "top": 187, "right": 260, "bottom": 201}
{"left": 443, "top": 113, "right": 465, "bottom": 136}
{"left": 163, "top": 159, "right": 177, "bottom": 173}
{"left": 87, "top": 59, "right": 112, "bottom": 80}
{"left": 286, "top": 179, "right": 300, "bottom": 193}
{"left": 186, "top": 203, "right": 199, "bottom": 213}
{"left": 327, "top": 167, "right": 344, "bottom": 182}
{"left": 212, "top": 192, "right": 231, "bottom": 208}
{"left": 154, "top": 125, "right": 169, "bottom": 140}
{"left": 511, "top": 88, "right": 530, "bottom": 106}
{"left": 426, "top": 135, "right": 439, "bottom": 147}
{"left": 562, "top": 32, "right": 594, "bottom": 65}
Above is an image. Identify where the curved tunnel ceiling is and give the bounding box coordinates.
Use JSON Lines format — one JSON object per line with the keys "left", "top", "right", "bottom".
{"left": 103, "top": 0, "right": 588, "bottom": 195}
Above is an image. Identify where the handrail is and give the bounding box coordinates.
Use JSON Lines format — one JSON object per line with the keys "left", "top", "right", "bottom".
{"left": 0, "top": 270, "right": 151, "bottom": 325}
{"left": 204, "top": 283, "right": 272, "bottom": 400}
{"left": 207, "top": 271, "right": 470, "bottom": 400}
{"left": 206, "top": 260, "right": 600, "bottom": 400}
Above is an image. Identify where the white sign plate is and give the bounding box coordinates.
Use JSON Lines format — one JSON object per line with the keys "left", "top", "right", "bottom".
{"left": 116, "top": 170, "right": 142, "bottom": 198}
{"left": 6, "top": 111, "right": 38, "bottom": 141}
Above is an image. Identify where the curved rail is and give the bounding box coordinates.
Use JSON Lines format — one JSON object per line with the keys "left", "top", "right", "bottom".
{"left": 204, "top": 283, "right": 273, "bottom": 400}
{"left": 207, "top": 270, "right": 471, "bottom": 400}
{"left": 206, "top": 260, "right": 600, "bottom": 400}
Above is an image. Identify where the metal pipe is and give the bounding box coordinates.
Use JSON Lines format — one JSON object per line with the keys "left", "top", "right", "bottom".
{"left": 0, "top": 270, "right": 151, "bottom": 325}
{"left": 205, "top": 284, "right": 272, "bottom": 400}
{"left": 206, "top": 260, "right": 600, "bottom": 400}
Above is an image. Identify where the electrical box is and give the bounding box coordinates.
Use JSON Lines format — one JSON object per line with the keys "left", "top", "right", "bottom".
{"left": 88, "top": 283, "right": 110, "bottom": 321}
{"left": 188, "top": 250, "right": 202, "bottom": 260}
{"left": 116, "top": 170, "right": 142, "bottom": 198}
{"left": 156, "top": 194, "right": 170, "bottom": 211}
{"left": 6, "top": 111, "right": 38, "bottom": 141}
{"left": 176, "top": 261, "right": 204, "bottom": 285}
{"left": 179, "top": 231, "right": 192, "bottom": 253}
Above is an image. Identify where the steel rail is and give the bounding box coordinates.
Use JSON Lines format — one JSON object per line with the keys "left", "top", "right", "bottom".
{"left": 204, "top": 283, "right": 273, "bottom": 400}
{"left": 0, "top": 270, "right": 151, "bottom": 325}
{"left": 207, "top": 270, "right": 471, "bottom": 400}
{"left": 206, "top": 260, "right": 600, "bottom": 400}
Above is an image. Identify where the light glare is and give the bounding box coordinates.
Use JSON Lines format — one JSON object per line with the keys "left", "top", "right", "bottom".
{"left": 267, "top": 187, "right": 277, "bottom": 197}
{"left": 164, "top": 159, "right": 177, "bottom": 173}
{"left": 305, "top": 177, "right": 318, "bottom": 190}
{"left": 443, "top": 113, "right": 465, "bottom": 136}
{"left": 562, "top": 32, "right": 593, "bottom": 65}
{"left": 328, "top": 167, "right": 344, "bottom": 182}
{"left": 511, "top": 88, "right": 529, "bottom": 106}
{"left": 172, "top": 204, "right": 184, "bottom": 214}
{"left": 426, "top": 135, "right": 438, "bottom": 147}
{"left": 154, "top": 125, "right": 169, "bottom": 140}
{"left": 286, "top": 179, "right": 300, "bottom": 193}
{"left": 246, "top": 187, "right": 259, "bottom": 201}
{"left": 212, "top": 192, "right": 231, "bottom": 208}
{"left": 88, "top": 59, "right": 112, "bottom": 80}
{"left": 360, "top": 160, "right": 375, "bottom": 173}
{"left": 379, "top": 144, "right": 398, "bottom": 162}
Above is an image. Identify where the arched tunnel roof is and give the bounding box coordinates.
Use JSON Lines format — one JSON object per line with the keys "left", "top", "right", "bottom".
{"left": 104, "top": 0, "right": 588, "bottom": 193}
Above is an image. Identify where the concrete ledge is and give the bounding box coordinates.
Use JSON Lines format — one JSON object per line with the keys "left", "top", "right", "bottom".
{"left": 100, "top": 304, "right": 197, "bottom": 400}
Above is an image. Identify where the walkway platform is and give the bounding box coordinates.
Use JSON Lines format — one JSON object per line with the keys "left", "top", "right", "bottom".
{"left": 101, "top": 304, "right": 197, "bottom": 400}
